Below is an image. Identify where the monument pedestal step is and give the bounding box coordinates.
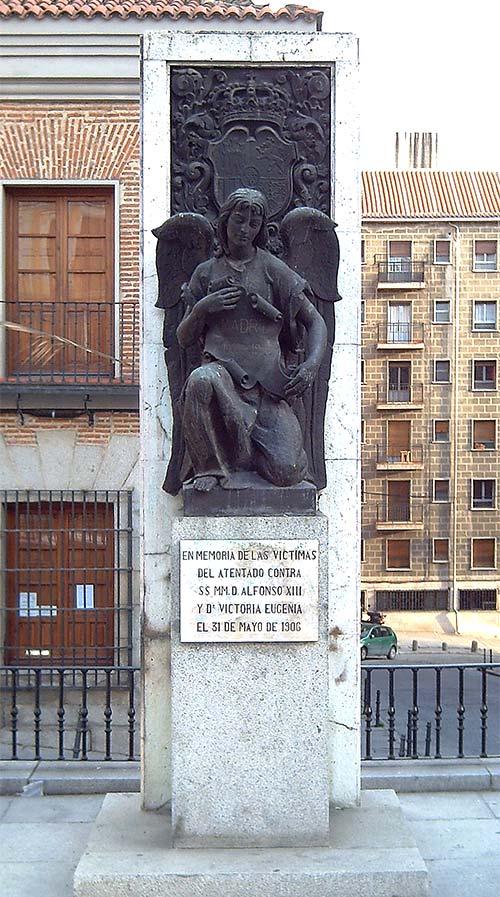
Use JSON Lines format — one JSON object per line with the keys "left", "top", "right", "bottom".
{"left": 74, "top": 791, "right": 429, "bottom": 897}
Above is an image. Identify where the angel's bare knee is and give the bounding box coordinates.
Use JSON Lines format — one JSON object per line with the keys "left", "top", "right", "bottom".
{"left": 185, "top": 365, "right": 218, "bottom": 404}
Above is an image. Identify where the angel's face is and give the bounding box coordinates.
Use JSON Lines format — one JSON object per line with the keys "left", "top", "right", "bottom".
{"left": 226, "top": 203, "right": 263, "bottom": 253}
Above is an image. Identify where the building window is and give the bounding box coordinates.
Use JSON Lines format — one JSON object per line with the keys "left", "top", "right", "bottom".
{"left": 361, "top": 419, "right": 366, "bottom": 443}
{"left": 361, "top": 298, "right": 366, "bottom": 324}
{"left": 387, "top": 480, "right": 411, "bottom": 521}
{"left": 459, "top": 589, "right": 497, "bottom": 610}
{"left": 433, "top": 539, "right": 449, "bottom": 563}
{"left": 387, "top": 240, "right": 412, "bottom": 281}
{"left": 2, "top": 489, "right": 133, "bottom": 667}
{"left": 473, "top": 300, "right": 497, "bottom": 331}
{"left": 474, "top": 239, "right": 497, "bottom": 272}
{"left": 361, "top": 358, "right": 365, "bottom": 382}
{"left": 388, "top": 361, "right": 411, "bottom": 402}
{"left": 5, "top": 186, "right": 116, "bottom": 383}
{"left": 472, "top": 420, "right": 496, "bottom": 450}
{"left": 471, "top": 538, "right": 496, "bottom": 569}
{"left": 361, "top": 539, "right": 365, "bottom": 562}
{"left": 473, "top": 360, "right": 497, "bottom": 390}
{"left": 433, "top": 479, "right": 450, "bottom": 502}
{"left": 434, "top": 359, "right": 451, "bottom": 382}
{"left": 376, "top": 589, "right": 448, "bottom": 611}
{"left": 472, "top": 479, "right": 496, "bottom": 509}
{"left": 361, "top": 239, "right": 366, "bottom": 264}
{"left": 434, "top": 239, "right": 451, "bottom": 264}
{"left": 361, "top": 479, "right": 366, "bottom": 503}
{"left": 433, "top": 419, "right": 450, "bottom": 442}
{"left": 386, "top": 539, "right": 411, "bottom": 570}
{"left": 387, "top": 301, "right": 412, "bottom": 342}
{"left": 434, "top": 300, "right": 451, "bottom": 323}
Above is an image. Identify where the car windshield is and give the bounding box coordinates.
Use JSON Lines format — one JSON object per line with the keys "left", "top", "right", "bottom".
{"left": 361, "top": 625, "right": 372, "bottom": 635}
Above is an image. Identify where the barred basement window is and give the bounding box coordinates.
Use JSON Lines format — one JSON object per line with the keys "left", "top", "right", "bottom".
{"left": 2, "top": 490, "right": 133, "bottom": 667}
{"left": 458, "top": 589, "right": 497, "bottom": 610}
{"left": 376, "top": 590, "right": 448, "bottom": 611}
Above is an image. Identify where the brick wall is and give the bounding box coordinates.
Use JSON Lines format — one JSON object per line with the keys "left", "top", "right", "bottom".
{"left": 0, "top": 101, "right": 141, "bottom": 448}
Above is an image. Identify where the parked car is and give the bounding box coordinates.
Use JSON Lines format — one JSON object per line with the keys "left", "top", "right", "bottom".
{"left": 361, "top": 624, "right": 398, "bottom": 660}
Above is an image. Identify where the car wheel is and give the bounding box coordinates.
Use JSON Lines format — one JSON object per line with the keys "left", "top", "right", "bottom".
{"left": 361, "top": 646, "right": 368, "bottom": 661}
{"left": 387, "top": 645, "right": 397, "bottom": 659}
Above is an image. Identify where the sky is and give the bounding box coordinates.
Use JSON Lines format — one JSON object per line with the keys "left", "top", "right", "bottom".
{"left": 320, "top": 0, "right": 500, "bottom": 170}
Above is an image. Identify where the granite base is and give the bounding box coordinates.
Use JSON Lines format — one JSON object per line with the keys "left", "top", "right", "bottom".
{"left": 74, "top": 791, "right": 430, "bottom": 897}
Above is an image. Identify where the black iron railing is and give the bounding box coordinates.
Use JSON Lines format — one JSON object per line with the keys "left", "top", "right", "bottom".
{"left": 378, "top": 262, "right": 425, "bottom": 284}
{"left": 362, "top": 661, "right": 500, "bottom": 761}
{"left": 1, "top": 300, "right": 139, "bottom": 384}
{"left": 377, "top": 322, "right": 424, "bottom": 344}
{"left": 377, "top": 382, "right": 424, "bottom": 405}
{"left": 376, "top": 445, "right": 423, "bottom": 465}
{"left": 376, "top": 501, "right": 423, "bottom": 525}
{"left": 0, "top": 666, "right": 139, "bottom": 761}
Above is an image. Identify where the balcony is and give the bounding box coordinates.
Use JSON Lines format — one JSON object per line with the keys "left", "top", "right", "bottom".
{"left": 0, "top": 301, "right": 139, "bottom": 411}
{"left": 377, "top": 261, "right": 426, "bottom": 289}
{"left": 376, "top": 322, "right": 425, "bottom": 349}
{"left": 376, "top": 382, "right": 424, "bottom": 410}
{"left": 376, "top": 445, "right": 423, "bottom": 470}
{"left": 375, "top": 501, "right": 424, "bottom": 530}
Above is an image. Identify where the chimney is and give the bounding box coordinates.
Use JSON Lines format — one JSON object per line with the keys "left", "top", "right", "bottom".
{"left": 395, "top": 132, "right": 439, "bottom": 169}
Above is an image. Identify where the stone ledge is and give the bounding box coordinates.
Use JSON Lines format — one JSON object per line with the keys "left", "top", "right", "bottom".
{"left": 74, "top": 791, "right": 429, "bottom": 897}
{"left": 362, "top": 759, "right": 500, "bottom": 792}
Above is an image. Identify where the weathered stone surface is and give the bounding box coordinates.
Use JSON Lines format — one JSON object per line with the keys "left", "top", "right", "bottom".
{"left": 74, "top": 791, "right": 429, "bottom": 897}
{"left": 171, "top": 514, "right": 329, "bottom": 848}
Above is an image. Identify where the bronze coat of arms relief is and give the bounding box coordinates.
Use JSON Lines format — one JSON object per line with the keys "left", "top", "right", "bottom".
{"left": 171, "top": 66, "right": 331, "bottom": 222}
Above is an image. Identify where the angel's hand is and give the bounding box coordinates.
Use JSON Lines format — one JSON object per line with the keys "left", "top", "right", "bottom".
{"left": 284, "top": 361, "right": 319, "bottom": 399}
{"left": 199, "top": 287, "right": 241, "bottom": 314}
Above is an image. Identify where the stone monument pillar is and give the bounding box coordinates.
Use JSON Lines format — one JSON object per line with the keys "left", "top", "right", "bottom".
{"left": 74, "top": 27, "right": 429, "bottom": 897}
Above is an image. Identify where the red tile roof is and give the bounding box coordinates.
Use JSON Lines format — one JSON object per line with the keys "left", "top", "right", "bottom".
{"left": 363, "top": 171, "right": 500, "bottom": 220}
{"left": 0, "top": 0, "right": 321, "bottom": 20}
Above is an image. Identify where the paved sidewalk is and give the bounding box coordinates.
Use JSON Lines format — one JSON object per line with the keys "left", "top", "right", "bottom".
{"left": 0, "top": 787, "right": 499, "bottom": 897}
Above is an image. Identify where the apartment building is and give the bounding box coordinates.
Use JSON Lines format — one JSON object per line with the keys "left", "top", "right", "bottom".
{"left": 0, "top": 0, "right": 320, "bottom": 672}
{"left": 361, "top": 170, "right": 500, "bottom": 636}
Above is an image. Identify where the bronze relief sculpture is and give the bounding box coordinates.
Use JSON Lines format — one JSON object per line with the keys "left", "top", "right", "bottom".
{"left": 153, "top": 188, "right": 341, "bottom": 503}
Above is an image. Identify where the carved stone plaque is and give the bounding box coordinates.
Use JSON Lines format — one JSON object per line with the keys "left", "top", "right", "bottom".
{"left": 180, "top": 539, "right": 319, "bottom": 643}
{"left": 171, "top": 65, "right": 331, "bottom": 222}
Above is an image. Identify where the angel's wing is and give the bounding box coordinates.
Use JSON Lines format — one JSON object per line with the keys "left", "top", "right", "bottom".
{"left": 152, "top": 213, "right": 214, "bottom": 494}
{"left": 280, "top": 207, "right": 341, "bottom": 491}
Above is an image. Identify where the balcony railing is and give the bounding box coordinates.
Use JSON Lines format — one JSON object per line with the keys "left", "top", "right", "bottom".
{"left": 376, "top": 445, "right": 423, "bottom": 466}
{"left": 377, "top": 322, "right": 424, "bottom": 345}
{"left": 1, "top": 300, "right": 139, "bottom": 385}
{"left": 377, "top": 382, "right": 424, "bottom": 406}
{"left": 378, "top": 261, "right": 425, "bottom": 285}
{"left": 376, "top": 501, "right": 423, "bottom": 526}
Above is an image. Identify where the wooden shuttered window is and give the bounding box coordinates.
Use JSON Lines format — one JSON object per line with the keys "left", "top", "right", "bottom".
{"left": 471, "top": 538, "right": 496, "bottom": 569}
{"left": 5, "top": 187, "right": 114, "bottom": 379}
{"left": 386, "top": 539, "right": 411, "bottom": 569}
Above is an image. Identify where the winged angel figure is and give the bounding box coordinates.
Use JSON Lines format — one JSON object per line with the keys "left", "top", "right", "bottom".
{"left": 153, "top": 188, "right": 341, "bottom": 497}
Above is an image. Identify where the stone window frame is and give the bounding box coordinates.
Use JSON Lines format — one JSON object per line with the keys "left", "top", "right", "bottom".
{"left": 433, "top": 238, "right": 452, "bottom": 265}
{"left": 433, "top": 358, "right": 451, "bottom": 383}
{"left": 472, "top": 299, "right": 498, "bottom": 332}
{"left": 385, "top": 538, "right": 412, "bottom": 571}
{"left": 471, "top": 478, "right": 497, "bottom": 511}
{"left": 471, "top": 537, "right": 497, "bottom": 570}
{"left": 472, "top": 358, "right": 497, "bottom": 391}
{"left": 473, "top": 238, "right": 498, "bottom": 272}
{"left": 432, "top": 478, "right": 450, "bottom": 502}
{"left": 471, "top": 419, "right": 497, "bottom": 451}
{"left": 433, "top": 299, "right": 451, "bottom": 324}
{"left": 432, "top": 538, "right": 450, "bottom": 563}
{"left": 432, "top": 419, "right": 450, "bottom": 443}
